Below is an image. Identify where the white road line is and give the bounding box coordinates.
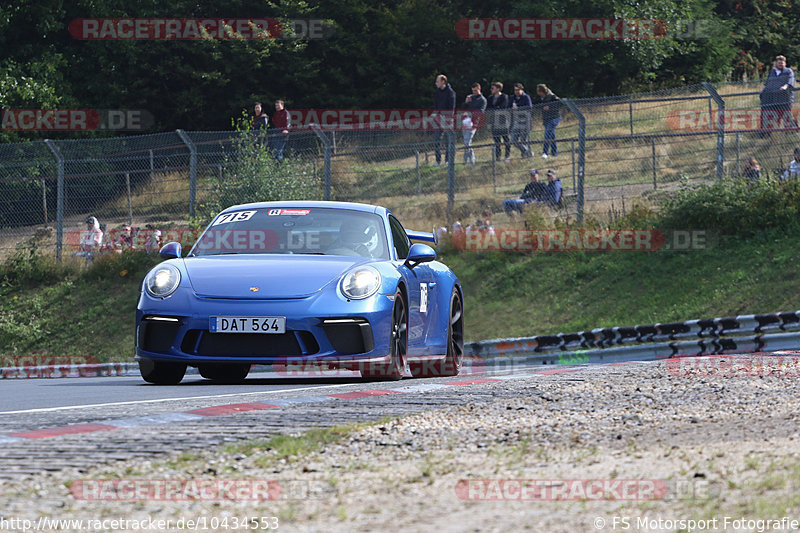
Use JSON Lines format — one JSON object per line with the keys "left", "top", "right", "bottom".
{"left": 0, "top": 383, "right": 360, "bottom": 415}
{"left": 0, "top": 365, "right": 570, "bottom": 416}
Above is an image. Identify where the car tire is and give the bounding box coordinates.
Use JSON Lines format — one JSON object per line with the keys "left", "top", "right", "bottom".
{"left": 139, "top": 359, "right": 187, "bottom": 385}
{"left": 410, "top": 287, "right": 464, "bottom": 378}
{"left": 361, "top": 288, "right": 407, "bottom": 380}
{"left": 198, "top": 364, "right": 251, "bottom": 383}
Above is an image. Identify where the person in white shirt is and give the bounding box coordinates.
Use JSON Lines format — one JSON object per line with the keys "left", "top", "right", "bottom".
{"left": 80, "top": 216, "right": 103, "bottom": 252}
{"left": 782, "top": 147, "right": 800, "bottom": 180}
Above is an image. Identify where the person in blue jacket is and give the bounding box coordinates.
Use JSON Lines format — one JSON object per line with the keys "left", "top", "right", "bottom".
{"left": 544, "top": 169, "right": 562, "bottom": 207}
{"left": 433, "top": 74, "right": 456, "bottom": 165}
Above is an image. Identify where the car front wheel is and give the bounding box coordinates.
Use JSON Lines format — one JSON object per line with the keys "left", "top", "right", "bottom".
{"left": 139, "top": 359, "right": 187, "bottom": 385}
{"left": 410, "top": 287, "right": 463, "bottom": 377}
{"left": 198, "top": 364, "right": 251, "bottom": 383}
{"left": 361, "top": 288, "right": 407, "bottom": 380}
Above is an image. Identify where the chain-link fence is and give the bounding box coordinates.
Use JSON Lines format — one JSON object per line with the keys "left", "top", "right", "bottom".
{"left": 1, "top": 80, "right": 798, "bottom": 260}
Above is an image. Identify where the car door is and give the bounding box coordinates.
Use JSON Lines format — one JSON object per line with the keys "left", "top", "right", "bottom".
{"left": 388, "top": 215, "right": 434, "bottom": 348}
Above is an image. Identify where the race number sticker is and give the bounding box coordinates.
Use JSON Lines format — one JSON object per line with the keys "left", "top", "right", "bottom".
{"left": 268, "top": 209, "right": 310, "bottom": 216}
{"left": 420, "top": 283, "right": 428, "bottom": 313}
{"left": 212, "top": 210, "right": 256, "bottom": 226}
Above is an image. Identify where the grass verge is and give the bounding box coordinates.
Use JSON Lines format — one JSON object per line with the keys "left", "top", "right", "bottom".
{"left": 1, "top": 230, "right": 798, "bottom": 362}
{"left": 3, "top": 176, "right": 800, "bottom": 361}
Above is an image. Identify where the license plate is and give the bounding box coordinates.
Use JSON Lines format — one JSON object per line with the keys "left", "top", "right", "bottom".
{"left": 209, "top": 316, "right": 286, "bottom": 334}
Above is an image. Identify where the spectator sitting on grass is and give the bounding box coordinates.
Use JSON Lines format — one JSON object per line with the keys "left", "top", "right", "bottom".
{"left": 544, "top": 169, "right": 562, "bottom": 207}
{"left": 782, "top": 148, "right": 800, "bottom": 180}
{"left": 467, "top": 210, "right": 495, "bottom": 234}
{"left": 503, "top": 168, "right": 547, "bottom": 215}
{"left": 743, "top": 157, "right": 762, "bottom": 181}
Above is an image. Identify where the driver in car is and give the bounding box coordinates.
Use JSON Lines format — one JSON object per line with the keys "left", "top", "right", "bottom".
{"left": 328, "top": 223, "right": 376, "bottom": 257}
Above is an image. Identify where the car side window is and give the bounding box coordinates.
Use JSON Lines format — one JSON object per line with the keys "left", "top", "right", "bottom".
{"left": 388, "top": 216, "right": 410, "bottom": 260}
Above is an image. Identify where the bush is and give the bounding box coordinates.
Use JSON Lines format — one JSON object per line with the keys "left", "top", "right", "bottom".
{"left": 658, "top": 178, "right": 800, "bottom": 236}
{"left": 84, "top": 251, "right": 161, "bottom": 281}
{"left": 0, "top": 241, "right": 78, "bottom": 290}
{"left": 202, "top": 114, "right": 322, "bottom": 218}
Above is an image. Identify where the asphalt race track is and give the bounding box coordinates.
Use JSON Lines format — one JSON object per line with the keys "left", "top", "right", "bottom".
{"left": 0, "top": 360, "right": 576, "bottom": 478}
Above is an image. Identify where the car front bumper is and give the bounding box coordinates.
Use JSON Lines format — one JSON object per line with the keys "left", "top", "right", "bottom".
{"left": 135, "top": 289, "right": 396, "bottom": 367}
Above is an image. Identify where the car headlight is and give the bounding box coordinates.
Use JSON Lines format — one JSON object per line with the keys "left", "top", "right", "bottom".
{"left": 144, "top": 263, "right": 181, "bottom": 298}
{"left": 341, "top": 266, "right": 381, "bottom": 300}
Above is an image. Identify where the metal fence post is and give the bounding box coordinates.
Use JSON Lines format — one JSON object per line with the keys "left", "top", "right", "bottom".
{"left": 702, "top": 82, "right": 725, "bottom": 181}
{"left": 562, "top": 99, "right": 585, "bottom": 221}
{"left": 629, "top": 101, "right": 634, "bottom": 136}
{"left": 125, "top": 172, "right": 133, "bottom": 225}
{"left": 571, "top": 139, "right": 576, "bottom": 191}
{"left": 491, "top": 145, "right": 497, "bottom": 193}
{"left": 176, "top": 129, "right": 197, "bottom": 217}
{"left": 323, "top": 144, "right": 332, "bottom": 200}
{"left": 735, "top": 133, "right": 740, "bottom": 177}
{"left": 416, "top": 151, "right": 421, "bottom": 195}
{"left": 41, "top": 179, "right": 48, "bottom": 223}
{"left": 651, "top": 136, "right": 657, "bottom": 190}
{"left": 149, "top": 149, "right": 154, "bottom": 180}
{"left": 44, "top": 139, "right": 64, "bottom": 262}
{"left": 311, "top": 126, "right": 332, "bottom": 200}
{"left": 447, "top": 131, "right": 455, "bottom": 228}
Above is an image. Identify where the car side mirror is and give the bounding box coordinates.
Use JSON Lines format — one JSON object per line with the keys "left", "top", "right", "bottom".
{"left": 404, "top": 243, "right": 436, "bottom": 269}
{"left": 159, "top": 242, "right": 182, "bottom": 259}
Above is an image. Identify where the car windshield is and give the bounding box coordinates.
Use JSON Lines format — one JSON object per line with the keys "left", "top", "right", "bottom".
{"left": 190, "top": 207, "right": 390, "bottom": 259}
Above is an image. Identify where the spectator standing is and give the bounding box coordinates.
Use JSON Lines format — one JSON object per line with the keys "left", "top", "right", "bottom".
{"left": 433, "top": 74, "right": 456, "bottom": 166}
{"left": 782, "top": 147, "right": 800, "bottom": 180}
{"left": 144, "top": 224, "right": 162, "bottom": 253}
{"left": 463, "top": 82, "right": 487, "bottom": 165}
{"left": 253, "top": 102, "right": 269, "bottom": 130}
{"left": 271, "top": 100, "right": 290, "bottom": 160}
{"left": 536, "top": 84, "right": 562, "bottom": 158}
{"left": 486, "top": 82, "right": 511, "bottom": 163}
{"left": 116, "top": 223, "right": 134, "bottom": 252}
{"left": 252, "top": 101, "right": 269, "bottom": 147}
{"left": 760, "top": 55, "right": 795, "bottom": 137}
{"left": 742, "top": 157, "right": 762, "bottom": 181}
{"left": 503, "top": 168, "right": 547, "bottom": 215}
{"left": 510, "top": 83, "right": 533, "bottom": 158}
{"left": 544, "top": 169, "right": 562, "bottom": 207}
{"left": 80, "top": 216, "right": 103, "bottom": 252}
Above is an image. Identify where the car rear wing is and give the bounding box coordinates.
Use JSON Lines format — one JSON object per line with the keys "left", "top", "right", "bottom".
{"left": 407, "top": 229, "right": 438, "bottom": 246}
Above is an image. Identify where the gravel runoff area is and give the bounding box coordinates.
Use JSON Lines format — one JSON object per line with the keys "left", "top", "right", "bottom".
{"left": 2, "top": 357, "right": 800, "bottom": 533}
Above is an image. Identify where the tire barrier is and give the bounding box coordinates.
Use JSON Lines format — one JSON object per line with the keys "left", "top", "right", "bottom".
{"left": 468, "top": 310, "right": 800, "bottom": 363}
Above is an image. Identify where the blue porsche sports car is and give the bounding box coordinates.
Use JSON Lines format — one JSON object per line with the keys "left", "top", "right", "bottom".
{"left": 136, "top": 201, "right": 464, "bottom": 384}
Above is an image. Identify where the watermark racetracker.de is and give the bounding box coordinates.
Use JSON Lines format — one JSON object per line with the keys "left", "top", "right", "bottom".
{"left": 665, "top": 354, "right": 800, "bottom": 378}
{"left": 455, "top": 478, "right": 720, "bottom": 501}
{"left": 68, "top": 18, "right": 334, "bottom": 40}
{"left": 455, "top": 18, "right": 715, "bottom": 40}
{"left": 287, "top": 109, "right": 486, "bottom": 131}
{"left": 69, "top": 478, "right": 335, "bottom": 501}
{"left": 1, "top": 109, "right": 155, "bottom": 131}
{"left": 666, "top": 107, "right": 800, "bottom": 132}
{"left": 452, "top": 229, "right": 713, "bottom": 252}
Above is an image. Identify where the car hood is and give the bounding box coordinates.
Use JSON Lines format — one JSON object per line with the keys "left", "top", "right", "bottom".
{"left": 182, "top": 255, "right": 371, "bottom": 299}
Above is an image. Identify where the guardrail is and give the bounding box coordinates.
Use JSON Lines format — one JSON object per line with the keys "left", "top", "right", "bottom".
{"left": 3, "top": 311, "right": 799, "bottom": 378}
{"left": 469, "top": 310, "right": 800, "bottom": 364}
